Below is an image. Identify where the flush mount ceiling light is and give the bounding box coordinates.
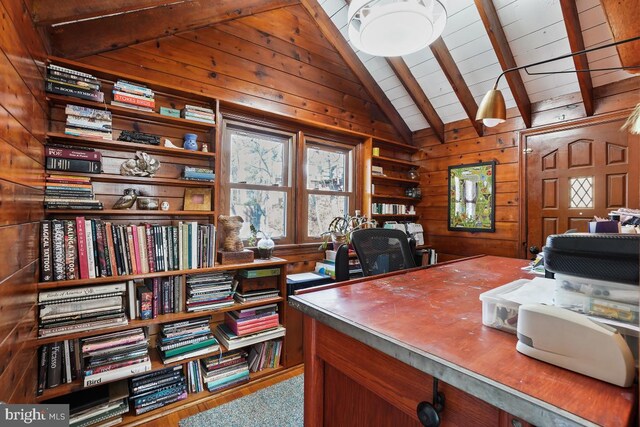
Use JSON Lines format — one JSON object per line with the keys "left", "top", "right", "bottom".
{"left": 348, "top": 0, "right": 447, "bottom": 57}
{"left": 476, "top": 35, "right": 640, "bottom": 128}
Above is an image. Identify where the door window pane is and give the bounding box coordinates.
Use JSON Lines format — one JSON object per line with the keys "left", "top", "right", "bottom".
{"left": 307, "top": 194, "right": 348, "bottom": 237}
{"left": 230, "top": 132, "right": 284, "bottom": 186}
{"left": 231, "top": 189, "right": 287, "bottom": 239}
{"left": 306, "top": 146, "right": 346, "bottom": 191}
{"left": 569, "top": 177, "right": 593, "bottom": 208}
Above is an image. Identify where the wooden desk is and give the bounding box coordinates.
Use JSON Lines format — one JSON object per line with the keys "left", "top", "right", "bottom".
{"left": 289, "top": 256, "right": 636, "bottom": 426}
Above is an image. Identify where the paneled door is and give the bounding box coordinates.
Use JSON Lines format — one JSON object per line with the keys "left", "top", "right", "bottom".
{"left": 525, "top": 119, "right": 639, "bottom": 256}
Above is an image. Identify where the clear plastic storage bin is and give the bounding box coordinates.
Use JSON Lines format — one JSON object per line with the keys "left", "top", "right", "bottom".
{"left": 479, "top": 279, "right": 530, "bottom": 334}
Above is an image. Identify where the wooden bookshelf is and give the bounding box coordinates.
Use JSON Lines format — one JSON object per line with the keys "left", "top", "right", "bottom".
{"left": 371, "top": 194, "right": 421, "bottom": 202}
{"left": 370, "top": 155, "right": 416, "bottom": 168}
{"left": 45, "top": 209, "right": 218, "bottom": 217}
{"left": 371, "top": 213, "right": 419, "bottom": 219}
{"left": 47, "top": 171, "right": 215, "bottom": 187}
{"left": 371, "top": 175, "right": 419, "bottom": 186}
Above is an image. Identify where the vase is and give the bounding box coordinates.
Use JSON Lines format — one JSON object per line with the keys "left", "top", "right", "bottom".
{"left": 183, "top": 133, "right": 198, "bottom": 151}
{"left": 257, "top": 236, "right": 275, "bottom": 259}
{"left": 331, "top": 232, "right": 347, "bottom": 249}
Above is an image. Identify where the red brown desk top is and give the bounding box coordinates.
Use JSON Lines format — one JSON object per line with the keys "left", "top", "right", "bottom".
{"left": 289, "top": 255, "right": 636, "bottom": 427}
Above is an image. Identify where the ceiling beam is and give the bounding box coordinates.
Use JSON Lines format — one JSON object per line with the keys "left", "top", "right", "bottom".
{"left": 300, "top": 0, "right": 413, "bottom": 144}
{"left": 386, "top": 57, "right": 444, "bottom": 143}
{"left": 559, "top": 0, "right": 594, "bottom": 116}
{"left": 430, "top": 37, "right": 483, "bottom": 137}
{"left": 48, "top": 0, "right": 300, "bottom": 58}
{"left": 474, "top": 0, "right": 532, "bottom": 128}
{"left": 31, "top": 0, "right": 191, "bottom": 26}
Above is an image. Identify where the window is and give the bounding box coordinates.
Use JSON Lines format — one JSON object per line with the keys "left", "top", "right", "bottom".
{"left": 221, "top": 118, "right": 358, "bottom": 246}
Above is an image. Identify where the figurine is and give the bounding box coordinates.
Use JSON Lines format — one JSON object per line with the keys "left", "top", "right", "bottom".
{"left": 161, "top": 201, "right": 170, "bottom": 211}
{"left": 164, "top": 138, "right": 181, "bottom": 149}
{"left": 201, "top": 143, "right": 209, "bottom": 153}
{"left": 120, "top": 151, "right": 161, "bottom": 177}
{"left": 218, "top": 215, "right": 244, "bottom": 252}
{"left": 112, "top": 188, "right": 138, "bottom": 209}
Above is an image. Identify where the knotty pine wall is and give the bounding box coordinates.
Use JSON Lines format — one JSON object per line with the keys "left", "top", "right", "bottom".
{"left": 76, "top": 4, "right": 402, "bottom": 143}
{"left": 0, "top": 0, "right": 47, "bottom": 402}
{"left": 413, "top": 77, "right": 640, "bottom": 261}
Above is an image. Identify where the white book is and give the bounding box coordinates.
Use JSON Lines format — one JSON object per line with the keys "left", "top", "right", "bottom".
{"left": 137, "top": 226, "right": 149, "bottom": 274}
{"left": 161, "top": 345, "right": 219, "bottom": 365}
{"left": 39, "top": 283, "right": 127, "bottom": 303}
{"left": 214, "top": 325, "right": 286, "bottom": 351}
{"left": 127, "top": 280, "right": 136, "bottom": 320}
{"left": 83, "top": 359, "right": 152, "bottom": 387}
{"left": 64, "top": 340, "right": 72, "bottom": 383}
{"left": 40, "top": 298, "right": 123, "bottom": 319}
{"left": 85, "top": 220, "right": 96, "bottom": 279}
{"left": 190, "top": 222, "right": 197, "bottom": 269}
{"left": 178, "top": 221, "right": 183, "bottom": 271}
{"left": 38, "top": 316, "right": 128, "bottom": 338}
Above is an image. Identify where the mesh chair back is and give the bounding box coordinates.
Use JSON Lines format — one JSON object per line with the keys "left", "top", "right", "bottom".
{"left": 350, "top": 228, "right": 416, "bottom": 276}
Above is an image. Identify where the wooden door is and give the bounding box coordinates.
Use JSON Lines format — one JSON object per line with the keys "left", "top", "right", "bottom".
{"left": 525, "top": 120, "right": 639, "bottom": 255}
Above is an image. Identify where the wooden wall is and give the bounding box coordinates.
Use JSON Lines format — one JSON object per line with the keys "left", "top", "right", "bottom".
{"left": 0, "top": 0, "right": 47, "bottom": 402}
{"left": 413, "top": 77, "right": 640, "bottom": 261}
{"left": 75, "top": 5, "right": 401, "bottom": 143}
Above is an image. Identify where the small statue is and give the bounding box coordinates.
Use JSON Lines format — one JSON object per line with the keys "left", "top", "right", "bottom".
{"left": 120, "top": 151, "right": 160, "bottom": 177}
{"left": 112, "top": 188, "right": 138, "bottom": 209}
{"left": 164, "top": 138, "right": 181, "bottom": 149}
{"left": 218, "top": 215, "right": 244, "bottom": 252}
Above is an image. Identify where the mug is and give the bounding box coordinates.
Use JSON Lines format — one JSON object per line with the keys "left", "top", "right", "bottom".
{"left": 183, "top": 133, "right": 198, "bottom": 151}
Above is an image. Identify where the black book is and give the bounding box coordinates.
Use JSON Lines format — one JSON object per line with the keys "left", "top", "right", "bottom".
{"left": 64, "top": 220, "right": 78, "bottom": 280}
{"left": 51, "top": 220, "right": 65, "bottom": 281}
{"left": 111, "top": 224, "right": 124, "bottom": 276}
{"left": 102, "top": 222, "right": 113, "bottom": 277}
{"left": 46, "top": 157, "right": 101, "bottom": 173}
{"left": 37, "top": 345, "right": 48, "bottom": 396}
{"left": 40, "top": 220, "right": 53, "bottom": 282}
{"left": 45, "top": 80, "right": 104, "bottom": 103}
{"left": 47, "top": 342, "right": 63, "bottom": 389}
{"left": 122, "top": 225, "right": 133, "bottom": 276}
{"left": 90, "top": 219, "right": 100, "bottom": 278}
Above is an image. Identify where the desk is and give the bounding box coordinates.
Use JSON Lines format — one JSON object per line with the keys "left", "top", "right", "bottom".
{"left": 289, "top": 256, "right": 636, "bottom": 426}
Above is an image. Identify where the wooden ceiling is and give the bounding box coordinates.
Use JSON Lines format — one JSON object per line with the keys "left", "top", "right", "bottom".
{"left": 30, "top": 0, "right": 640, "bottom": 143}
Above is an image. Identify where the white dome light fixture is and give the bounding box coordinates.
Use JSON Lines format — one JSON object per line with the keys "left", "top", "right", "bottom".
{"left": 348, "top": 0, "right": 447, "bottom": 57}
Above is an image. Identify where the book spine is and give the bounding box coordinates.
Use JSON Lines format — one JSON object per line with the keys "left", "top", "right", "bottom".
{"left": 127, "top": 280, "right": 136, "bottom": 319}
{"left": 63, "top": 340, "right": 72, "bottom": 383}
{"left": 47, "top": 342, "right": 62, "bottom": 388}
{"left": 37, "top": 345, "right": 48, "bottom": 395}
{"left": 127, "top": 225, "right": 138, "bottom": 275}
{"left": 68, "top": 339, "right": 78, "bottom": 381}
{"left": 44, "top": 146, "right": 102, "bottom": 161}
{"left": 85, "top": 219, "right": 96, "bottom": 279}
{"left": 161, "top": 226, "right": 169, "bottom": 272}
{"left": 90, "top": 219, "right": 100, "bottom": 278}
{"left": 46, "top": 157, "right": 101, "bottom": 173}
{"left": 51, "top": 220, "right": 66, "bottom": 281}
{"left": 145, "top": 224, "right": 156, "bottom": 273}
{"left": 154, "top": 225, "right": 164, "bottom": 272}
{"left": 48, "top": 64, "right": 95, "bottom": 79}
{"left": 64, "top": 220, "right": 78, "bottom": 280}
{"left": 137, "top": 285, "right": 152, "bottom": 320}
{"left": 83, "top": 360, "right": 152, "bottom": 387}
{"left": 190, "top": 222, "right": 197, "bottom": 269}
{"left": 102, "top": 222, "right": 114, "bottom": 276}
{"left": 174, "top": 276, "right": 182, "bottom": 313}
{"left": 64, "top": 104, "right": 111, "bottom": 121}
{"left": 113, "top": 92, "right": 155, "bottom": 108}
{"left": 162, "top": 279, "right": 170, "bottom": 315}
{"left": 121, "top": 225, "right": 132, "bottom": 275}
{"left": 47, "top": 69, "right": 100, "bottom": 88}
{"left": 45, "top": 80, "right": 104, "bottom": 103}
{"left": 111, "top": 224, "right": 123, "bottom": 276}
{"left": 152, "top": 277, "right": 160, "bottom": 319}
{"left": 137, "top": 226, "right": 148, "bottom": 274}
{"left": 40, "top": 221, "right": 53, "bottom": 282}
{"left": 75, "top": 217, "right": 89, "bottom": 279}
{"left": 165, "top": 227, "right": 173, "bottom": 271}
{"left": 94, "top": 220, "right": 107, "bottom": 277}
{"left": 177, "top": 222, "right": 183, "bottom": 271}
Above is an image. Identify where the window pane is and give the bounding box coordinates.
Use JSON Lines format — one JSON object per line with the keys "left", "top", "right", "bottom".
{"left": 569, "top": 177, "right": 593, "bottom": 208}
{"left": 307, "top": 194, "right": 348, "bottom": 237}
{"left": 306, "top": 146, "right": 346, "bottom": 191}
{"left": 230, "top": 189, "right": 286, "bottom": 239}
{"left": 230, "top": 131, "right": 284, "bottom": 186}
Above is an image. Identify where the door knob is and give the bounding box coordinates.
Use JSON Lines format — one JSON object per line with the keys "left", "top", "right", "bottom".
{"left": 416, "top": 378, "right": 445, "bottom": 426}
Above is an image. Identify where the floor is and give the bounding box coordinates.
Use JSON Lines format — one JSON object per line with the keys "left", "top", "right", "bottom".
{"left": 138, "top": 365, "right": 305, "bottom": 427}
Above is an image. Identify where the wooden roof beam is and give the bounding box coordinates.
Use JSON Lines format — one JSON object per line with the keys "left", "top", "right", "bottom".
{"left": 386, "top": 57, "right": 445, "bottom": 143}
{"left": 48, "top": 0, "right": 300, "bottom": 58}
{"left": 300, "top": 0, "right": 413, "bottom": 144}
{"left": 559, "top": 0, "right": 594, "bottom": 116}
{"left": 474, "top": 0, "right": 532, "bottom": 128}
{"left": 430, "top": 37, "right": 483, "bottom": 137}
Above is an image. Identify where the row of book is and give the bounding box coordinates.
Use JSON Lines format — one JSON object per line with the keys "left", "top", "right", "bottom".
{"left": 224, "top": 303, "right": 279, "bottom": 337}
{"left": 186, "top": 360, "right": 204, "bottom": 393}
{"left": 46, "top": 140, "right": 103, "bottom": 174}
{"left": 214, "top": 305, "right": 285, "bottom": 351}
{"left": 129, "top": 366, "right": 187, "bottom": 415}
{"left": 157, "top": 317, "right": 219, "bottom": 365}
{"left": 112, "top": 79, "right": 155, "bottom": 112}
{"left": 37, "top": 339, "right": 81, "bottom": 392}
{"left": 186, "top": 272, "right": 234, "bottom": 312}
{"left": 248, "top": 339, "right": 282, "bottom": 373}
{"left": 132, "top": 276, "right": 182, "bottom": 320}
{"left": 64, "top": 104, "right": 113, "bottom": 141}
{"left": 45, "top": 64, "right": 105, "bottom": 103}
{"left": 40, "top": 218, "right": 216, "bottom": 282}
{"left": 371, "top": 202, "right": 413, "bottom": 215}
{"left": 183, "top": 166, "right": 215, "bottom": 182}
{"left": 200, "top": 350, "right": 249, "bottom": 393}
{"left": 181, "top": 105, "right": 215, "bottom": 124}
{"left": 39, "top": 283, "right": 128, "bottom": 338}
{"left": 44, "top": 174, "right": 103, "bottom": 211}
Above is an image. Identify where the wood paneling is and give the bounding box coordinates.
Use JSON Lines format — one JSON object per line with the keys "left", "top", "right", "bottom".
{"left": 76, "top": 6, "right": 403, "bottom": 143}
{"left": 0, "top": 0, "right": 46, "bottom": 403}
{"left": 414, "top": 77, "right": 639, "bottom": 259}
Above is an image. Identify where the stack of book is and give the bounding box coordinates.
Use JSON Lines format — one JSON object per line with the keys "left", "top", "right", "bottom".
{"left": 185, "top": 272, "right": 235, "bottom": 312}
{"left": 183, "top": 166, "right": 215, "bottom": 182}
{"left": 157, "top": 317, "right": 219, "bottom": 364}
{"left": 129, "top": 366, "right": 187, "bottom": 415}
{"left": 214, "top": 312, "right": 285, "bottom": 351}
{"left": 37, "top": 339, "right": 80, "bottom": 393}
{"left": 129, "top": 276, "right": 182, "bottom": 320}
{"left": 181, "top": 104, "right": 215, "bottom": 124}
{"left": 46, "top": 382, "right": 129, "bottom": 427}
{"left": 64, "top": 104, "right": 113, "bottom": 140}
{"left": 39, "top": 219, "right": 216, "bottom": 281}
{"left": 233, "top": 268, "right": 280, "bottom": 303}
{"left": 247, "top": 339, "right": 283, "bottom": 372}
{"left": 186, "top": 360, "right": 204, "bottom": 393}
{"left": 81, "top": 328, "right": 151, "bottom": 387}
{"left": 45, "top": 143, "right": 102, "bottom": 174}
{"left": 38, "top": 283, "right": 128, "bottom": 338}
{"left": 45, "top": 64, "right": 104, "bottom": 103}
{"left": 224, "top": 303, "right": 279, "bottom": 337}
{"left": 111, "top": 80, "right": 155, "bottom": 112}
{"left": 44, "top": 174, "right": 102, "bottom": 211}
{"left": 200, "top": 350, "right": 250, "bottom": 393}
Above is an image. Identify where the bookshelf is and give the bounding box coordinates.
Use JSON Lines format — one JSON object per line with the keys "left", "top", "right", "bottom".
{"left": 39, "top": 59, "right": 290, "bottom": 426}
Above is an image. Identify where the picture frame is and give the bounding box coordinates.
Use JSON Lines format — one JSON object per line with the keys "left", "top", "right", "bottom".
{"left": 448, "top": 161, "right": 495, "bottom": 232}
{"left": 183, "top": 188, "right": 212, "bottom": 211}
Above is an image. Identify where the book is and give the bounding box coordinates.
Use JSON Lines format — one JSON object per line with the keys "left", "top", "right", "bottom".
{"left": 37, "top": 345, "right": 48, "bottom": 395}
{"left": 45, "top": 80, "right": 105, "bottom": 102}
{"left": 51, "top": 220, "right": 65, "bottom": 281}
{"left": 64, "top": 220, "right": 78, "bottom": 280}
{"left": 214, "top": 324, "right": 286, "bottom": 350}
{"left": 39, "top": 283, "right": 127, "bottom": 303}
{"left": 40, "top": 221, "right": 53, "bottom": 282}
{"left": 113, "top": 91, "right": 155, "bottom": 108}
{"left": 47, "top": 342, "right": 63, "bottom": 388}
{"left": 83, "top": 360, "right": 152, "bottom": 387}
{"left": 45, "top": 146, "right": 102, "bottom": 161}
{"left": 137, "top": 285, "right": 153, "bottom": 320}
{"left": 65, "top": 105, "right": 111, "bottom": 120}
{"left": 240, "top": 268, "right": 281, "bottom": 278}
{"left": 110, "top": 100, "right": 154, "bottom": 112}
{"left": 46, "top": 157, "right": 102, "bottom": 173}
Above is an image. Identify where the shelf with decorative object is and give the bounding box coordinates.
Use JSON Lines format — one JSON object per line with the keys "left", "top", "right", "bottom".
{"left": 372, "top": 175, "right": 419, "bottom": 186}
{"left": 371, "top": 194, "right": 421, "bottom": 202}
{"left": 45, "top": 209, "right": 218, "bottom": 217}
{"left": 371, "top": 213, "right": 419, "bottom": 219}
{"left": 371, "top": 155, "right": 416, "bottom": 168}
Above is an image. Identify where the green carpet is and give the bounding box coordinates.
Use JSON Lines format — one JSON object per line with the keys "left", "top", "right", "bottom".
{"left": 179, "top": 374, "right": 303, "bottom": 427}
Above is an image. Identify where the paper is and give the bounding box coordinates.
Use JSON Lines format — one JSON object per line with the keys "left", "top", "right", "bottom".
{"left": 500, "top": 277, "right": 556, "bottom": 305}
{"left": 287, "top": 272, "right": 327, "bottom": 282}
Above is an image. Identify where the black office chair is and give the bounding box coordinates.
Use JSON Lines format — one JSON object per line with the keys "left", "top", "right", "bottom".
{"left": 350, "top": 228, "right": 416, "bottom": 276}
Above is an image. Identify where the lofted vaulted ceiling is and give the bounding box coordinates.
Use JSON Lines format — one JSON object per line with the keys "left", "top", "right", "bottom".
{"left": 31, "top": 0, "right": 640, "bottom": 143}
